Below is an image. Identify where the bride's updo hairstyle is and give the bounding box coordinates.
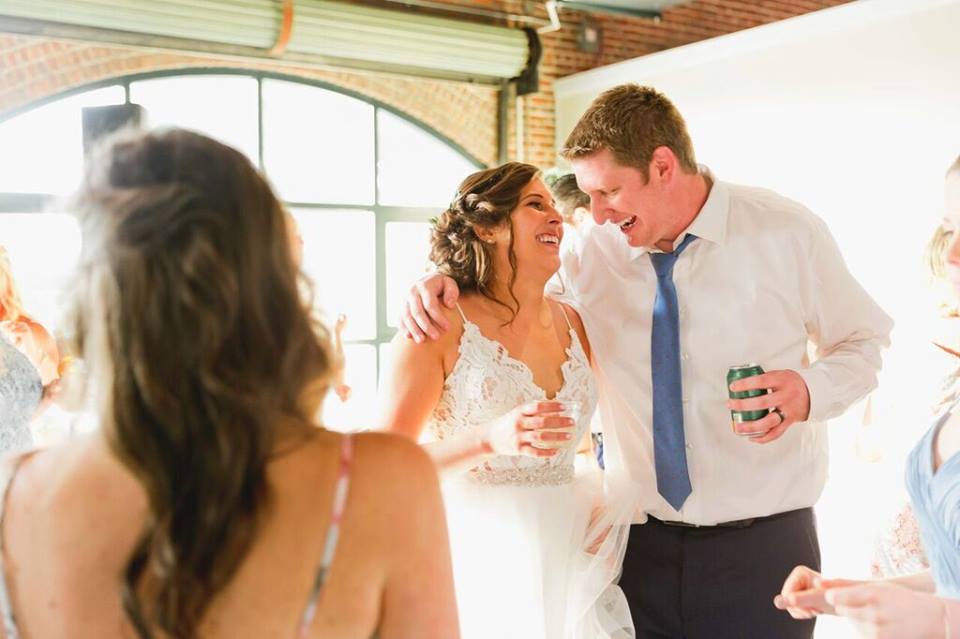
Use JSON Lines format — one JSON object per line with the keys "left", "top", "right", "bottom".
{"left": 430, "top": 162, "right": 539, "bottom": 316}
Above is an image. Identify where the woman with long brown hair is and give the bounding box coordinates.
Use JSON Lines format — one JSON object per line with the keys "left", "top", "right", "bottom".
{"left": 0, "top": 129, "right": 457, "bottom": 638}
{"left": 379, "top": 163, "right": 631, "bottom": 638}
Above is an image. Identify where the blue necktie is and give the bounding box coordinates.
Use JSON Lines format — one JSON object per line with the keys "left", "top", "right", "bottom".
{"left": 650, "top": 233, "right": 697, "bottom": 511}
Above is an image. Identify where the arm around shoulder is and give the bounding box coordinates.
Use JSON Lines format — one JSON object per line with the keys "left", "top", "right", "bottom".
{"left": 378, "top": 307, "right": 460, "bottom": 440}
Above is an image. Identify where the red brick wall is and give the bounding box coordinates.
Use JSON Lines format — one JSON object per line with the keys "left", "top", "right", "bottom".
{"left": 520, "top": 0, "right": 853, "bottom": 167}
{"left": 0, "top": 0, "right": 851, "bottom": 167}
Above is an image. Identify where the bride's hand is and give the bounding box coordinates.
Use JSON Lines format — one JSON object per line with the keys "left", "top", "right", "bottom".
{"left": 484, "top": 400, "right": 576, "bottom": 457}
{"left": 0, "top": 319, "right": 30, "bottom": 348}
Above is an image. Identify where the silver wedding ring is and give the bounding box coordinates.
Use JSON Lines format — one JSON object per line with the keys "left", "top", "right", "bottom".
{"left": 773, "top": 407, "right": 786, "bottom": 425}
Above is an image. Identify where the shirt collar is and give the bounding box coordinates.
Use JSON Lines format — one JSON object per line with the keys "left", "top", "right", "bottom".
{"left": 628, "top": 165, "right": 729, "bottom": 260}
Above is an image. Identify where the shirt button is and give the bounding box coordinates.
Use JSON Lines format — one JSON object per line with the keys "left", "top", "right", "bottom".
{"left": 686, "top": 443, "right": 693, "bottom": 450}
{"left": 681, "top": 352, "right": 690, "bottom": 361}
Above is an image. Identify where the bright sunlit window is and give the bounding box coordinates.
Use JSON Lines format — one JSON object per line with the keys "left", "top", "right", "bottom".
{"left": 0, "top": 85, "right": 126, "bottom": 195}
{"left": 129, "top": 75, "right": 261, "bottom": 165}
{"left": 0, "top": 71, "right": 481, "bottom": 433}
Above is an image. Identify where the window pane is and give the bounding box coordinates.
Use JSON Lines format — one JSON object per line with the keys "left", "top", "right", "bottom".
{"left": 129, "top": 75, "right": 260, "bottom": 165}
{"left": 262, "top": 80, "right": 374, "bottom": 204}
{"left": 0, "top": 86, "right": 125, "bottom": 195}
{"left": 290, "top": 208, "right": 375, "bottom": 340}
{"left": 322, "top": 344, "right": 377, "bottom": 432}
{"left": 0, "top": 213, "right": 81, "bottom": 332}
{"left": 385, "top": 221, "right": 433, "bottom": 328}
{"left": 378, "top": 342, "right": 394, "bottom": 390}
{"left": 377, "top": 109, "right": 477, "bottom": 207}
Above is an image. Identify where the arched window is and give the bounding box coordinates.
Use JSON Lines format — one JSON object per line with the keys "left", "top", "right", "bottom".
{"left": 0, "top": 70, "right": 481, "bottom": 430}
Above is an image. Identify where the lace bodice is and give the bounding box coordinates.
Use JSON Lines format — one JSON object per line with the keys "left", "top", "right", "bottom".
{"left": 0, "top": 334, "right": 40, "bottom": 454}
{"left": 428, "top": 305, "right": 597, "bottom": 486}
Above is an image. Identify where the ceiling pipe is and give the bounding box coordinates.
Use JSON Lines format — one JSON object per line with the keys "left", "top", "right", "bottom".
{"left": 556, "top": 1, "right": 662, "bottom": 20}
{"left": 537, "top": 1, "right": 562, "bottom": 34}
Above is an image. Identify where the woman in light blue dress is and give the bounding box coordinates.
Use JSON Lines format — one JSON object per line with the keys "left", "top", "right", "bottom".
{"left": 776, "top": 156, "right": 960, "bottom": 638}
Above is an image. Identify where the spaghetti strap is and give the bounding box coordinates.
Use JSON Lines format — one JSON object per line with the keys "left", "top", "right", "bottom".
{"left": 556, "top": 302, "right": 575, "bottom": 332}
{"left": 453, "top": 302, "right": 468, "bottom": 323}
{"left": 297, "top": 433, "right": 354, "bottom": 638}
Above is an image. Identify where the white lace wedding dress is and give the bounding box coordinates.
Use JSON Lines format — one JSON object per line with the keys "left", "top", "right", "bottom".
{"left": 427, "top": 304, "right": 633, "bottom": 639}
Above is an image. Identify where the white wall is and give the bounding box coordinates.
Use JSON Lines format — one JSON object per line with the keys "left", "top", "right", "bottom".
{"left": 555, "top": 1, "right": 960, "bottom": 636}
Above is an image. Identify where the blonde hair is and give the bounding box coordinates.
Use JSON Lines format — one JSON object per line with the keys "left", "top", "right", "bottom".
{"left": 925, "top": 155, "right": 960, "bottom": 279}
{"left": 949, "top": 155, "right": 960, "bottom": 177}
{"left": 0, "top": 246, "right": 25, "bottom": 321}
{"left": 928, "top": 154, "right": 960, "bottom": 410}
{"left": 560, "top": 84, "right": 697, "bottom": 181}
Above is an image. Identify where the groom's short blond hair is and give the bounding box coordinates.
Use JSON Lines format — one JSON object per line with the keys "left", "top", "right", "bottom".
{"left": 561, "top": 84, "right": 698, "bottom": 182}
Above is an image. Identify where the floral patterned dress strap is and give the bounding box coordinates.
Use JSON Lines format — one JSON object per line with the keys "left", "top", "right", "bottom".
{"left": 297, "top": 433, "right": 354, "bottom": 638}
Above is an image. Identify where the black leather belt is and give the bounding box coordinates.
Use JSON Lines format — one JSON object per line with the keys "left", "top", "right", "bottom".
{"left": 651, "top": 516, "right": 755, "bottom": 529}
{"left": 648, "top": 508, "right": 801, "bottom": 530}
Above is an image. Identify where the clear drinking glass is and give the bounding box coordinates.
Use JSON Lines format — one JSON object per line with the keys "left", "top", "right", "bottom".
{"left": 532, "top": 400, "right": 581, "bottom": 450}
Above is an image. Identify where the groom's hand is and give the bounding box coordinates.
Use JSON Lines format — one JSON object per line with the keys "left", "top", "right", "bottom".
{"left": 726, "top": 369, "right": 811, "bottom": 443}
{"left": 400, "top": 272, "right": 460, "bottom": 343}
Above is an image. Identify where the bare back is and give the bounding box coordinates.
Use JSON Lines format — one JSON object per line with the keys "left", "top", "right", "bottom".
{"left": 0, "top": 430, "right": 456, "bottom": 638}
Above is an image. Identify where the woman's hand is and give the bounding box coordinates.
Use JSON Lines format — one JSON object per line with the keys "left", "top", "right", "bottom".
{"left": 585, "top": 504, "right": 612, "bottom": 554}
{"left": 775, "top": 565, "right": 864, "bottom": 619}
{"left": 825, "top": 582, "right": 950, "bottom": 639}
{"left": 484, "top": 400, "right": 575, "bottom": 457}
{"left": 0, "top": 319, "right": 30, "bottom": 349}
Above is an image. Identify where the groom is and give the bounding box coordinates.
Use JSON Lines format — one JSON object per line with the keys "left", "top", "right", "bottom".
{"left": 401, "top": 84, "right": 893, "bottom": 638}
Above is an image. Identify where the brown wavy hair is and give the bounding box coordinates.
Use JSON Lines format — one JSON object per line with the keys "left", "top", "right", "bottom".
{"left": 65, "top": 128, "right": 336, "bottom": 638}
{"left": 430, "top": 162, "right": 539, "bottom": 319}
{"left": 545, "top": 172, "right": 590, "bottom": 224}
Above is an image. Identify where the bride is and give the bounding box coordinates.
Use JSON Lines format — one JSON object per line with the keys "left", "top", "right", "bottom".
{"left": 379, "top": 163, "right": 632, "bottom": 638}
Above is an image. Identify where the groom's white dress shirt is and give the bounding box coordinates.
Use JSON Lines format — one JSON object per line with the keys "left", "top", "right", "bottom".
{"left": 556, "top": 168, "right": 893, "bottom": 526}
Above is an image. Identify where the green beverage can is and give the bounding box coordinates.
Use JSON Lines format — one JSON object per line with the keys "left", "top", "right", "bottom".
{"left": 727, "top": 363, "right": 769, "bottom": 429}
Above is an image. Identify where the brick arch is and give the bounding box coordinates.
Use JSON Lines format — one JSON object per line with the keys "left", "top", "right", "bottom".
{"left": 1, "top": 3, "right": 855, "bottom": 169}
{"left": 0, "top": 34, "right": 499, "bottom": 166}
